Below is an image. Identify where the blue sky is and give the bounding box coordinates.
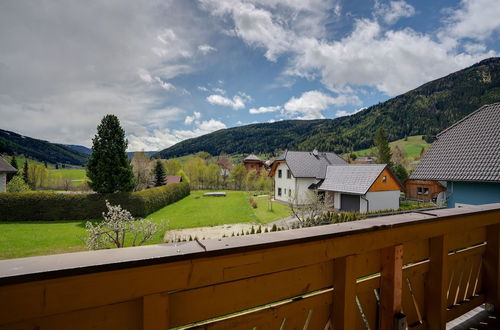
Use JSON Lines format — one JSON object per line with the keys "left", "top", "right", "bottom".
{"left": 0, "top": 0, "right": 499, "bottom": 151}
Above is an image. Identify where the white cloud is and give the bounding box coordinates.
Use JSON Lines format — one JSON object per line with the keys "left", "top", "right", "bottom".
{"left": 249, "top": 105, "right": 281, "bottom": 114}
{"left": 442, "top": 0, "right": 500, "bottom": 41}
{"left": 201, "top": 0, "right": 496, "bottom": 97}
{"left": 283, "top": 90, "right": 360, "bottom": 119}
{"left": 375, "top": 1, "right": 416, "bottom": 25}
{"left": 128, "top": 118, "right": 227, "bottom": 151}
{"left": 197, "top": 86, "right": 209, "bottom": 92}
{"left": 184, "top": 111, "right": 201, "bottom": 125}
{"left": 198, "top": 44, "right": 217, "bottom": 54}
{"left": 154, "top": 77, "right": 175, "bottom": 91}
{"left": 212, "top": 87, "right": 226, "bottom": 94}
{"left": 206, "top": 93, "right": 249, "bottom": 109}
{"left": 335, "top": 106, "right": 368, "bottom": 118}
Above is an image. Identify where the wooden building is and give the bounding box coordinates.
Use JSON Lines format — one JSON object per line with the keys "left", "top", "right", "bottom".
{"left": 405, "top": 179, "right": 446, "bottom": 201}
{"left": 242, "top": 154, "right": 266, "bottom": 173}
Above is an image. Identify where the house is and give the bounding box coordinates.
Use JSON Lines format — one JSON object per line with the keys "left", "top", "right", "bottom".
{"left": 318, "top": 164, "right": 403, "bottom": 212}
{"left": 242, "top": 154, "right": 266, "bottom": 173}
{"left": 351, "top": 156, "right": 376, "bottom": 164}
{"left": 0, "top": 157, "right": 17, "bottom": 192}
{"left": 405, "top": 179, "right": 446, "bottom": 202}
{"left": 269, "top": 150, "right": 347, "bottom": 204}
{"left": 410, "top": 102, "right": 500, "bottom": 208}
{"left": 165, "top": 175, "right": 182, "bottom": 185}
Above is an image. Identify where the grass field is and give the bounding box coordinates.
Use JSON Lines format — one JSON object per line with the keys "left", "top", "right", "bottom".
{"left": 48, "top": 168, "right": 87, "bottom": 186}
{"left": 0, "top": 190, "right": 290, "bottom": 259}
{"left": 350, "top": 135, "right": 430, "bottom": 162}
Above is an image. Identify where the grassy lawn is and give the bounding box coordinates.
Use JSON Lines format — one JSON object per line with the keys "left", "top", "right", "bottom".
{"left": 0, "top": 190, "right": 290, "bottom": 259}
{"left": 350, "top": 135, "right": 430, "bottom": 161}
{"left": 48, "top": 168, "right": 87, "bottom": 186}
{"left": 146, "top": 190, "right": 290, "bottom": 229}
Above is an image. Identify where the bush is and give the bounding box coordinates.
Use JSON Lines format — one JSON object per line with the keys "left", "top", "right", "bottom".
{"left": 0, "top": 182, "right": 190, "bottom": 221}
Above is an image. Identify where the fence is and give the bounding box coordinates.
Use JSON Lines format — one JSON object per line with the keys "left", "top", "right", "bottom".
{"left": 1, "top": 203, "right": 500, "bottom": 329}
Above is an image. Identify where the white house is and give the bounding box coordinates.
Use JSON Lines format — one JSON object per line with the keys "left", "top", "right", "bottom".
{"left": 0, "top": 157, "right": 17, "bottom": 192}
{"left": 269, "top": 150, "right": 347, "bottom": 204}
{"left": 318, "top": 164, "right": 403, "bottom": 212}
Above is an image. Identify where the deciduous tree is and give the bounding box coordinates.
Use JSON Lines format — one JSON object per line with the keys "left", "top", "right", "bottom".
{"left": 131, "top": 151, "right": 152, "bottom": 191}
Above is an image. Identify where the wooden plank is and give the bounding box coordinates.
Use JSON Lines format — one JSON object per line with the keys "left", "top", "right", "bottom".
{"left": 403, "top": 239, "right": 429, "bottom": 265}
{"left": 2, "top": 210, "right": 500, "bottom": 326}
{"left": 380, "top": 245, "right": 403, "bottom": 330}
{"left": 198, "top": 291, "right": 332, "bottom": 330}
{"left": 169, "top": 261, "right": 333, "bottom": 327}
{"left": 333, "top": 255, "right": 356, "bottom": 330}
{"left": 356, "top": 284, "right": 379, "bottom": 330}
{"left": 402, "top": 271, "right": 425, "bottom": 328}
{"left": 0, "top": 299, "right": 142, "bottom": 330}
{"left": 425, "top": 235, "right": 449, "bottom": 330}
{"left": 448, "top": 227, "right": 486, "bottom": 252}
{"left": 143, "top": 293, "right": 169, "bottom": 330}
{"left": 446, "top": 293, "right": 485, "bottom": 322}
{"left": 353, "top": 250, "right": 381, "bottom": 278}
{"left": 483, "top": 223, "right": 500, "bottom": 308}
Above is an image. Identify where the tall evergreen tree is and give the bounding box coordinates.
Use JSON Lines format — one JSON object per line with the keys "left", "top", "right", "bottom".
{"left": 154, "top": 160, "right": 166, "bottom": 187}
{"left": 7, "top": 156, "right": 17, "bottom": 182}
{"left": 86, "top": 115, "right": 134, "bottom": 193}
{"left": 374, "top": 128, "right": 392, "bottom": 166}
{"left": 22, "top": 160, "right": 29, "bottom": 184}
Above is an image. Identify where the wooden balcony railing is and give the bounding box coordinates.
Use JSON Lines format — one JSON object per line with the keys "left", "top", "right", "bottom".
{"left": 1, "top": 203, "right": 500, "bottom": 330}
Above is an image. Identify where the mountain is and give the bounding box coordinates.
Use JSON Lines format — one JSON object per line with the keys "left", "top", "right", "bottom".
{"left": 65, "top": 144, "right": 92, "bottom": 155}
{"left": 0, "top": 129, "right": 88, "bottom": 166}
{"left": 126, "top": 151, "right": 157, "bottom": 158}
{"left": 158, "top": 57, "right": 500, "bottom": 158}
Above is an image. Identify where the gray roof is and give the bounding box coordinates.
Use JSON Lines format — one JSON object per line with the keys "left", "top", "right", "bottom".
{"left": 319, "top": 164, "right": 387, "bottom": 194}
{"left": 0, "top": 157, "right": 17, "bottom": 173}
{"left": 410, "top": 102, "right": 500, "bottom": 183}
{"left": 276, "top": 150, "right": 347, "bottom": 178}
{"left": 243, "top": 154, "right": 262, "bottom": 162}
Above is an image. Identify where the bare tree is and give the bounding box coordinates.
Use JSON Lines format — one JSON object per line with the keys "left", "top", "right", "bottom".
{"left": 131, "top": 151, "right": 152, "bottom": 191}
{"left": 289, "top": 191, "right": 332, "bottom": 227}
{"left": 85, "top": 201, "right": 164, "bottom": 250}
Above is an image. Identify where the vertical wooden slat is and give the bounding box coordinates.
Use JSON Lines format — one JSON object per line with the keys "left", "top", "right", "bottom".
{"left": 483, "top": 224, "right": 500, "bottom": 309}
{"left": 426, "top": 235, "right": 449, "bottom": 330}
{"left": 333, "top": 255, "right": 356, "bottom": 330}
{"left": 380, "top": 245, "right": 404, "bottom": 330}
{"left": 143, "top": 293, "right": 169, "bottom": 330}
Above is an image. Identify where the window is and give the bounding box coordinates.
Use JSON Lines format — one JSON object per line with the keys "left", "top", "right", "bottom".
{"left": 382, "top": 175, "right": 387, "bottom": 182}
{"left": 278, "top": 170, "right": 282, "bottom": 178}
{"left": 284, "top": 188, "right": 287, "bottom": 195}
{"left": 287, "top": 170, "right": 291, "bottom": 179}
{"left": 278, "top": 188, "right": 282, "bottom": 196}
{"left": 288, "top": 189, "right": 291, "bottom": 197}
{"left": 423, "top": 188, "right": 429, "bottom": 195}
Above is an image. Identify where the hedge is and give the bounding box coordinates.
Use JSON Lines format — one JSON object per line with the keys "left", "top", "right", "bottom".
{"left": 0, "top": 182, "right": 190, "bottom": 221}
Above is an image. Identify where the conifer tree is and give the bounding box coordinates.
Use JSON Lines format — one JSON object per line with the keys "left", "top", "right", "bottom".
{"left": 7, "top": 156, "right": 17, "bottom": 182}
{"left": 86, "top": 115, "right": 134, "bottom": 193}
{"left": 22, "top": 160, "right": 29, "bottom": 184}
{"left": 154, "top": 160, "right": 166, "bottom": 187}
{"left": 374, "top": 127, "right": 392, "bottom": 166}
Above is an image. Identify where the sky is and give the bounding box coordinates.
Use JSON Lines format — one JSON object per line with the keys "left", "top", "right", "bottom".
{"left": 0, "top": 0, "right": 499, "bottom": 151}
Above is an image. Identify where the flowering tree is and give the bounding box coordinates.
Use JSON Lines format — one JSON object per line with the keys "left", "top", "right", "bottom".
{"left": 85, "top": 201, "right": 164, "bottom": 250}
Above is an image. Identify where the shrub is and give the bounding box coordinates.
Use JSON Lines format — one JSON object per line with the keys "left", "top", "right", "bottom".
{"left": 0, "top": 182, "right": 190, "bottom": 221}
{"left": 248, "top": 197, "right": 257, "bottom": 208}
{"left": 7, "top": 176, "right": 29, "bottom": 193}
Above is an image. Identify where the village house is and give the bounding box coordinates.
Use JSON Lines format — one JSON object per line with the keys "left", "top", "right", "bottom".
{"left": 0, "top": 157, "right": 17, "bottom": 192}
{"left": 164, "top": 175, "right": 182, "bottom": 185}
{"left": 404, "top": 179, "right": 446, "bottom": 203}
{"left": 318, "top": 164, "right": 403, "bottom": 212}
{"left": 269, "top": 149, "right": 347, "bottom": 204}
{"left": 242, "top": 154, "right": 266, "bottom": 173}
{"left": 410, "top": 102, "right": 500, "bottom": 208}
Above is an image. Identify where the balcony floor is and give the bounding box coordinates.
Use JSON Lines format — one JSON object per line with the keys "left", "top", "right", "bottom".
{"left": 447, "top": 306, "right": 500, "bottom": 330}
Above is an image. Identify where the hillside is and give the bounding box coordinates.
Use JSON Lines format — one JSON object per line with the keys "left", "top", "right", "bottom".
{"left": 64, "top": 144, "right": 92, "bottom": 155}
{"left": 0, "top": 129, "right": 88, "bottom": 166}
{"left": 158, "top": 57, "right": 500, "bottom": 158}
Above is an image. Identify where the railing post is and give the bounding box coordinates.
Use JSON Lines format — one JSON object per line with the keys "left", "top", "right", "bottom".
{"left": 143, "top": 293, "right": 169, "bottom": 330}
{"left": 333, "top": 255, "right": 356, "bottom": 330}
{"left": 426, "top": 235, "right": 449, "bottom": 330}
{"left": 380, "top": 244, "right": 404, "bottom": 330}
{"left": 484, "top": 224, "right": 500, "bottom": 310}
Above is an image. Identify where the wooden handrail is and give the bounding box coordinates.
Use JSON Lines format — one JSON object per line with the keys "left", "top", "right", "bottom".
{"left": 1, "top": 203, "right": 500, "bottom": 329}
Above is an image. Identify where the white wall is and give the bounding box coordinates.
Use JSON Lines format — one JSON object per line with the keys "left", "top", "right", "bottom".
{"left": 334, "top": 192, "right": 341, "bottom": 210}
{"left": 0, "top": 173, "right": 6, "bottom": 192}
{"left": 364, "top": 191, "right": 400, "bottom": 212}
{"left": 274, "top": 162, "right": 296, "bottom": 203}
{"left": 295, "top": 178, "right": 317, "bottom": 204}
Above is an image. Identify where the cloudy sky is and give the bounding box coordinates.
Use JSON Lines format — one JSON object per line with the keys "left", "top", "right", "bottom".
{"left": 1, "top": 0, "right": 499, "bottom": 151}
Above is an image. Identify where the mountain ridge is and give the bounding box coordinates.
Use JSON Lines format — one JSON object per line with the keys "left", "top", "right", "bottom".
{"left": 158, "top": 57, "right": 500, "bottom": 158}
